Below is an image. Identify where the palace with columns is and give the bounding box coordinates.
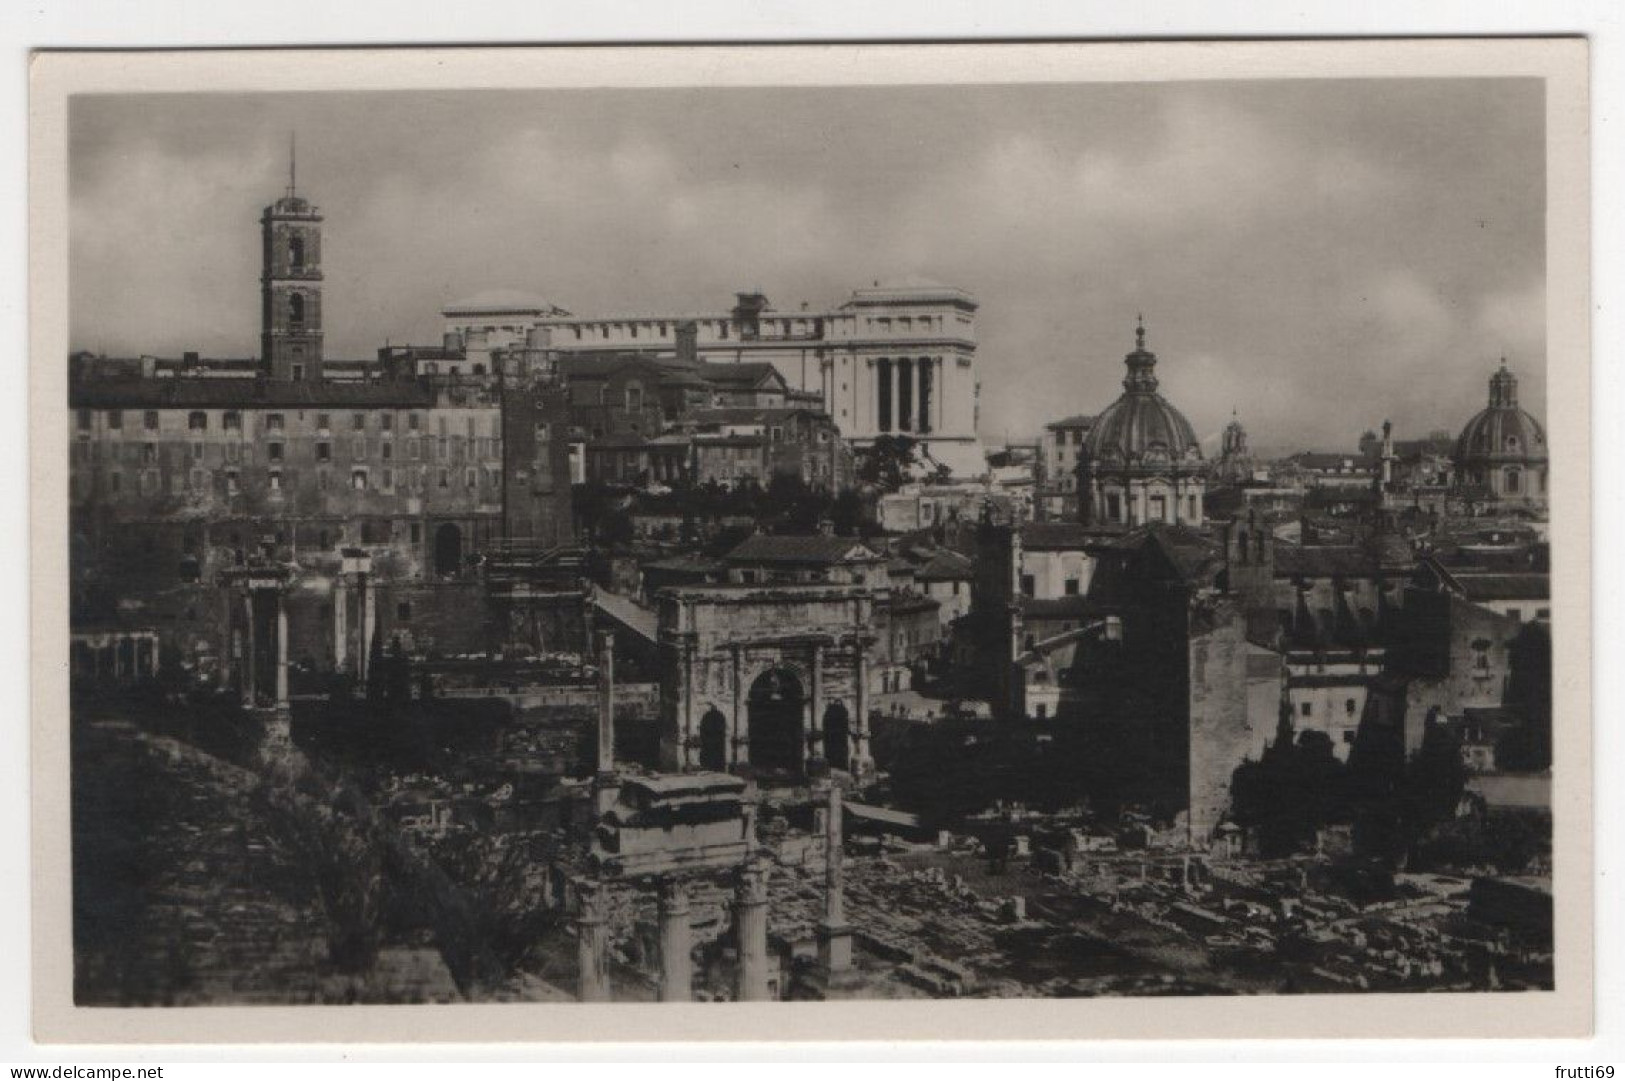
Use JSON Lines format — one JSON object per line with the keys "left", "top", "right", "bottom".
{"left": 441, "top": 278, "right": 986, "bottom": 476}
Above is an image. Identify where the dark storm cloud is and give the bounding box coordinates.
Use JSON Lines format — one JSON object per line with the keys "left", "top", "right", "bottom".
{"left": 69, "top": 79, "right": 1544, "bottom": 452}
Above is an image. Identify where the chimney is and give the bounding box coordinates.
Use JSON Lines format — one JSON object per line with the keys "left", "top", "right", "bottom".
{"left": 442, "top": 330, "right": 462, "bottom": 353}
{"left": 140, "top": 355, "right": 158, "bottom": 379}
{"left": 182, "top": 351, "right": 200, "bottom": 371}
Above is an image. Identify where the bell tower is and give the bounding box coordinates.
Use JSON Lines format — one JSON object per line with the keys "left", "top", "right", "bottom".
{"left": 260, "top": 138, "right": 324, "bottom": 381}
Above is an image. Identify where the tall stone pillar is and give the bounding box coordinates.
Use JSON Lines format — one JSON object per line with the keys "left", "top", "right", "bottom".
{"left": 657, "top": 878, "right": 693, "bottom": 1003}
{"left": 575, "top": 879, "right": 611, "bottom": 1003}
{"left": 808, "top": 643, "right": 825, "bottom": 765}
{"left": 596, "top": 630, "right": 615, "bottom": 773}
{"left": 333, "top": 576, "right": 349, "bottom": 671}
{"left": 730, "top": 646, "right": 745, "bottom": 768}
{"left": 360, "top": 577, "right": 377, "bottom": 683}
{"left": 852, "top": 636, "right": 871, "bottom": 771}
{"left": 897, "top": 357, "right": 912, "bottom": 433}
{"left": 593, "top": 631, "right": 619, "bottom": 818}
{"left": 734, "top": 862, "right": 771, "bottom": 1002}
{"left": 242, "top": 593, "right": 257, "bottom": 707}
{"left": 275, "top": 592, "right": 290, "bottom": 708}
{"left": 817, "top": 784, "right": 852, "bottom": 973}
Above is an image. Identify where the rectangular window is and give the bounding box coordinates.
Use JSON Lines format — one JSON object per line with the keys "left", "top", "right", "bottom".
{"left": 268, "top": 443, "right": 284, "bottom": 462}
{"left": 268, "top": 470, "right": 282, "bottom": 492}
{"left": 317, "top": 413, "right": 331, "bottom": 431}
{"left": 187, "top": 411, "right": 207, "bottom": 431}
{"left": 223, "top": 410, "right": 240, "bottom": 431}
{"left": 143, "top": 410, "right": 159, "bottom": 431}
{"left": 316, "top": 442, "right": 331, "bottom": 462}
{"left": 353, "top": 413, "right": 366, "bottom": 431}
{"left": 225, "top": 470, "right": 238, "bottom": 494}
{"left": 1300, "top": 701, "right": 1313, "bottom": 717}
{"left": 465, "top": 468, "right": 477, "bottom": 488}
{"left": 396, "top": 601, "right": 412, "bottom": 621}
{"left": 409, "top": 413, "right": 421, "bottom": 431}
{"left": 353, "top": 437, "right": 366, "bottom": 459}
{"left": 1064, "top": 579, "right": 1080, "bottom": 596}
{"left": 409, "top": 438, "right": 421, "bottom": 460}
{"left": 1020, "top": 574, "right": 1035, "bottom": 597}
{"left": 438, "top": 469, "right": 449, "bottom": 489}
{"left": 191, "top": 442, "right": 204, "bottom": 461}
{"left": 226, "top": 442, "right": 241, "bottom": 464}
{"left": 410, "top": 522, "right": 421, "bottom": 543}
{"left": 381, "top": 441, "right": 393, "bottom": 461}
{"left": 266, "top": 413, "right": 284, "bottom": 432}
{"left": 76, "top": 409, "right": 91, "bottom": 431}
{"left": 352, "top": 469, "right": 368, "bottom": 490}
{"left": 142, "top": 442, "right": 157, "bottom": 464}
{"left": 381, "top": 414, "right": 393, "bottom": 431}
{"left": 382, "top": 468, "right": 394, "bottom": 490}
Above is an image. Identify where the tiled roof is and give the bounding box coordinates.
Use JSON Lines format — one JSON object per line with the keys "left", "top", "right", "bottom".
{"left": 915, "top": 549, "right": 974, "bottom": 581}
{"left": 1018, "top": 521, "right": 1099, "bottom": 552}
{"left": 724, "top": 533, "right": 881, "bottom": 565}
{"left": 693, "top": 362, "right": 786, "bottom": 388}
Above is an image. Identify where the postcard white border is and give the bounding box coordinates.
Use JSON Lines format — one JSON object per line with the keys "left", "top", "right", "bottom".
{"left": 28, "top": 39, "right": 1592, "bottom": 1043}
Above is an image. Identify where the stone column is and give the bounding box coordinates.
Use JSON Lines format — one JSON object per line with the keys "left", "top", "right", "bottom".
{"left": 575, "top": 879, "right": 611, "bottom": 1003}
{"left": 596, "top": 630, "right": 615, "bottom": 774}
{"left": 852, "top": 637, "right": 871, "bottom": 771}
{"left": 333, "top": 576, "right": 349, "bottom": 671}
{"left": 730, "top": 646, "right": 745, "bottom": 768}
{"left": 275, "top": 591, "right": 290, "bottom": 708}
{"left": 593, "top": 630, "right": 619, "bottom": 818}
{"left": 734, "top": 863, "right": 771, "bottom": 1002}
{"left": 817, "top": 784, "right": 852, "bottom": 973}
{"left": 897, "top": 357, "right": 912, "bottom": 433}
{"left": 360, "top": 576, "right": 376, "bottom": 683}
{"left": 149, "top": 634, "right": 161, "bottom": 678}
{"left": 657, "top": 878, "right": 693, "bottom": 1003}
{"left": 808, "top": 643, "right": 825, "bottom": 766}
{"left": 679, "top": 641, "right": 695, "bottom": 770}
{"left": 242, "top": 592, "right": 257, "bottom": 707}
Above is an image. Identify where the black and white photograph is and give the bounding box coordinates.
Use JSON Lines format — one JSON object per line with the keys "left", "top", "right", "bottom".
{"left": 28, "top": 40, "right": 1592, "bottom": 1042}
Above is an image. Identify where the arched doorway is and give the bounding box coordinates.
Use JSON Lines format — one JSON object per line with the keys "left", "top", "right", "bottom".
{"left": 822, "top": 703, "right": 851, "bottom": 770}
{"left": 698, "top": 709, "right": 728, "bottom": 771}
{"left": 434, "top": 523, "right": 462, "bottom": 577}
{"left": 746, "top": 668, "right": 804, "bottom": 774}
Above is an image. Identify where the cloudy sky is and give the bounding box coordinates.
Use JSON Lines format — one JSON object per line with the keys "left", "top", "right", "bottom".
{"left": 69, "top": 79, "right": 1544, "bottom": 453}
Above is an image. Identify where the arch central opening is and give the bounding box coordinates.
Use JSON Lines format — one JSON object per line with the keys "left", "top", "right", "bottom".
{"left": 746, "top": 667, "right": 805, "bottom": 776}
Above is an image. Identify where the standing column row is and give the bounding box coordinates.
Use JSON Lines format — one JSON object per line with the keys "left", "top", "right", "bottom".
{"left": 873, "top": 357, "right": 942, "bottom": 435}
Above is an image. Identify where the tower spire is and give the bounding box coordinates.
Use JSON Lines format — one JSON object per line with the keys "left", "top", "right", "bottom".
{"left": 287, "top": 132, "right": 297, "bottom": 199}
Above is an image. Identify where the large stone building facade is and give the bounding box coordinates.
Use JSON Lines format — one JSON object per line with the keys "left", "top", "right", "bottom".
{"left": 440, "top": 280, "right": 986, "bottom": 475}
{"left": 69, "top": 181, "right": 584, "bottom": 684}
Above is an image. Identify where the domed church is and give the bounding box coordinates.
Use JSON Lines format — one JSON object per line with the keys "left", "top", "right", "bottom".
{"left": 1452, "top": 360, "right": 1548, "bottom": 512}
{"left": 1076, "top": 319, "right": 1207, "bottom": 528}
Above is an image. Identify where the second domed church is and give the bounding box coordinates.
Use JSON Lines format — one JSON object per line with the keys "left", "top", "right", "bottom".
{"left": 1075, "top": 319, "right": 1206, "bottom": 529}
